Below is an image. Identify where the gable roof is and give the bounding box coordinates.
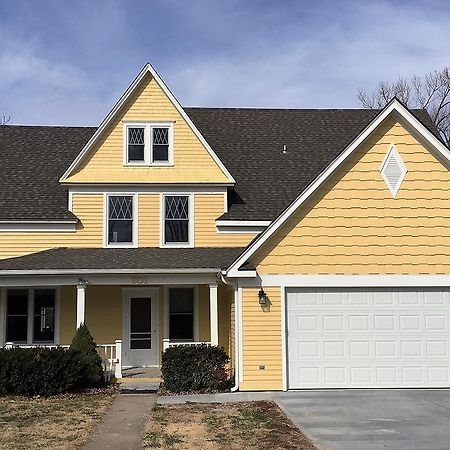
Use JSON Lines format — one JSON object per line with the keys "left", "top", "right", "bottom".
{"left": 60, "top": 63, "right": 235, "bottom": 184}
{"left": 0, "top": 104, "right": 439, "bottom": 222}
{"left": 224, "top": 99, "right": 450, "bottom": 277}
{"left": 185, "top": 106, "right": 438, "bottom": 221}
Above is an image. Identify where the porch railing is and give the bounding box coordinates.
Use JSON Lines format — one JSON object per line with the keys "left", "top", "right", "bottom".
{"left": 3, "top": 339, "right": 122, "bottom": 380}
{"left": 162, "top": 338, "right": 211, "bottom": 352}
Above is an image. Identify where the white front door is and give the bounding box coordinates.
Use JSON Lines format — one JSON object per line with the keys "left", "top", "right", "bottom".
{"left": 123, "top": 288, "right": 159, "bottom": 367}
{"left": 286, "top": 288, "right": 450, "bottom": 389}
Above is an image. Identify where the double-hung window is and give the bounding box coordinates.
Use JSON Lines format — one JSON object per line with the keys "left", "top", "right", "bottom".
{"left": 5, "top": 288, "right": 56, "bottom": 344}
{"left": 125, "top": 123, "right": 173, "bottom": 165}
{"left": 168, "top": 288, "right": 195, "bottom": 341}
{"left": 163, "top": 195, "right": 191, "bottom": 246}
{"left": 107, "top": 195, "right": 136, "bottom": 246}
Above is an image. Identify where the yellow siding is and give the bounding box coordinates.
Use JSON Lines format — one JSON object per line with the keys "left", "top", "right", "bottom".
{"left": 195, "top": 194, "right": 257, "bottom": 247}
{"left": 0, "top": 194, "right": 103, "bottom": 259}
{"left": 252, "top": 118, "right": 450, "bottom": 275}
{"left": 240, "top": 286, "right": 282, "bottom": 391}
{"left": 139, "top": 194, "right": 160, "bottom": 247}
{"left": 64, "top": 74, "right": 229, "bottom": 184}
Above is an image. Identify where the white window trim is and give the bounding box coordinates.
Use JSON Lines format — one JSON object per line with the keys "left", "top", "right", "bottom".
{"left": 160, "top": 193, "right": 194, "bottom": 248}
{"left": 379, "top": 143, "right": 407, "bottom": 198}
{"left": 1, "top": 287, "right": 60, "bottom": 345}
{"left": 104, "top": 193, "right": 139, "bottom": 248}
{"left": 123, "top": 122, "right": 174, "bottom": 167}
{"left": 163, "top": 285, "right": 199, "bottom": 342}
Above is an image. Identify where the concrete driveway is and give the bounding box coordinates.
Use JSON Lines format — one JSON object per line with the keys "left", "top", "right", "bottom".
{"left": 274, "top": 390, "right": 450, "bottom": 450}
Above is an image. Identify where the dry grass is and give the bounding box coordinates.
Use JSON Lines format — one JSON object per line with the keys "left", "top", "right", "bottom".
{"left": 142, "top": 401, "right": 316, "bottom": 450}
{"left": 0, "top": 388, "right": 116, "bottom": 450}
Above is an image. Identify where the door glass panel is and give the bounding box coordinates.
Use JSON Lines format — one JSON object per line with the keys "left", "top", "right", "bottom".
{"left": 130, "top": 297, "right": 151, "bottom": 349}
{"left": 33, "top": 289, "right": 55, "bottom": 343}
{"left": 6, "top": 289, "right": 29, "bottom": 343}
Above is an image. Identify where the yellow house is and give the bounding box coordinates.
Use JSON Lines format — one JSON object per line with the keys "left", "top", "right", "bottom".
{"left": 0, "top": 63, "right": 449, "bottom": 391}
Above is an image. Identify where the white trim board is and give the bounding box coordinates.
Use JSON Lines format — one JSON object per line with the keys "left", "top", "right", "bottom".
{"left": 225, "top": 99, "right": 450, "bottom": 277}
{"left": 0, "top": 223, "right": 77, "bottom": 232}
{"left": 60, "top": 63, "right": 235, "bottom": 184}
{"left": 239, "top": 275, "right": 450, "bottom": 288}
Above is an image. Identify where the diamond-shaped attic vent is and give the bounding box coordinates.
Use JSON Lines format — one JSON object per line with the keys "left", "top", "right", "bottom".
{"left": 380, "top": 144, "right": 407, "bottom": 197}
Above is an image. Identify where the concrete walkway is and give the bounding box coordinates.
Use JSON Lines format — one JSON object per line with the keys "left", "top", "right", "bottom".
{"left": 119, "top": 367, "right": 161, "bottom": 392}
{"left": 84, "top": 394, "right": 156, "bottom": 450}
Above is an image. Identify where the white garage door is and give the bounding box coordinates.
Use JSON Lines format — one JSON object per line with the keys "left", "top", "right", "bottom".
{"left": 286, "top": 288, "right": 450, "bottom": 388}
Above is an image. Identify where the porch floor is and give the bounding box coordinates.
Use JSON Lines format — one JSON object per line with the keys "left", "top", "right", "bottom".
{"left": 118, "top": 367, "right": 161, "bottom": 392}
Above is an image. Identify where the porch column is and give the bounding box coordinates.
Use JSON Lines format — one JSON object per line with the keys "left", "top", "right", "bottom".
{"left": 76, "top": 279, "right": 87, "bottom": 329}
{"left": 209, "top": 282, "right": 219, "bottom": 346}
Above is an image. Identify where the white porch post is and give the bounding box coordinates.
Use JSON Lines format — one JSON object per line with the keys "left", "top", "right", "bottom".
{"left": 76, "top": 279, "right": 87, "bottom": 329}
{"left": 209, "top": 282, "right": 219, "bottom": 346}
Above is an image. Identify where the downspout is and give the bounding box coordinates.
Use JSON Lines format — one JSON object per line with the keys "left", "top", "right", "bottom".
{"left": 219, "top": 270, "right": 240, "bottom": 392}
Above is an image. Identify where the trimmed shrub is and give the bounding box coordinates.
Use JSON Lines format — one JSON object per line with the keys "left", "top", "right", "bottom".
{"left": 161, "top": 344, "right": 231, "bottom": 393}
{"left": 0, "top": 347, "right": 82, "bottom": 397}
{"left": 70, "top": 324, "right": 105, "bottom": 388}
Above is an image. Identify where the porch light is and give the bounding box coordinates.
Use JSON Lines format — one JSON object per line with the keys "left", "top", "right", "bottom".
{"left": 258, "top": 288, "right": 268, "bottom": 305}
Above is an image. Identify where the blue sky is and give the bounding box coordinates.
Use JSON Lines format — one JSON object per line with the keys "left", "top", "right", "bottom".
{"left": 0, "top": 0, "right": 449, "bottom": 125}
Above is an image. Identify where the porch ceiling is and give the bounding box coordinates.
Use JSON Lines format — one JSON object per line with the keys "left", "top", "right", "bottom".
{"left": 0, "top": 247, "right": 246, "bottom": 274}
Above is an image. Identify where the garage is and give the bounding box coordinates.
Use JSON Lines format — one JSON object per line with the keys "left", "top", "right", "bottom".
{"left": 286, "top": 288, "right": 450, "bottom": 389}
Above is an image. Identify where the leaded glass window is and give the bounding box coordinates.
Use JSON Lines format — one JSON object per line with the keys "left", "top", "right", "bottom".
{"left": 127, "top": 127, "right": 145, "bottom": 162}
{"left": 108, "top": 195, "right": 134, "bottom": 244}
{"left": 152, "top": 127, "right": 169, "bottom": 162}
{"left": 164, "top": 195, "right": 189, "bottom": 244}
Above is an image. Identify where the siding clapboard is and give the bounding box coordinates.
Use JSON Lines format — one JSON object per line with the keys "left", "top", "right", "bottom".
{"left": 240, "top": 286, "right": 283, "bottom": 391}
{"left": 64, "top": 73, "right": 229, "bottom": 184}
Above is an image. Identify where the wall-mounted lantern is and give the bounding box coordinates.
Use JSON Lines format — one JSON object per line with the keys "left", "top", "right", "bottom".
{"left": 258, "top": 288, "right": 268, "bottom": 305}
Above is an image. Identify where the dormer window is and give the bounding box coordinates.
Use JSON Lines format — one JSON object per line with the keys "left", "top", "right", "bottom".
{"left": 124, "top": 122, "right": 173, "bottom": 166}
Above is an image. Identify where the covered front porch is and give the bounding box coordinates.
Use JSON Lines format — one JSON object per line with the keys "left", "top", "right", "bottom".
{"left": 0, "top": 276, "right": 233, "bottom": 380}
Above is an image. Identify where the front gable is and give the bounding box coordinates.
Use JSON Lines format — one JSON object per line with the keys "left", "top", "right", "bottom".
{"left": 61, "top": 65, "right": 233, "bottom": 184}
{"left": 226, "top": 100, "right": 450, "bottom": 276}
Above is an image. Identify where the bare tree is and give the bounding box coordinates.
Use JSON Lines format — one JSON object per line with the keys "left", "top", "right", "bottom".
{"left": 1, "top": 115, "right": 11, "bottom": 125}
{"left": 358, "top": 67, "right": 450, "bottom": 146}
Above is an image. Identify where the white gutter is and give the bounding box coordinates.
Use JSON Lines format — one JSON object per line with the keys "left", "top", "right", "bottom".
{"left": 0, "top": 268, "right": 222, "bottom": 276}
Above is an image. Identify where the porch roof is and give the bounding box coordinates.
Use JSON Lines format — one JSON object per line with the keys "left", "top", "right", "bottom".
{"left": 0, "top": 247, "right": 246, "bottom": 275}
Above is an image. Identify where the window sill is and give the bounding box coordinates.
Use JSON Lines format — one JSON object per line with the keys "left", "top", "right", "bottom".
{"left": 123, "top": 162, "right": 174, "bottom": 168}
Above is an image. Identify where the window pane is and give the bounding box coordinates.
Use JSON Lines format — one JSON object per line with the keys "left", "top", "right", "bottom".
{"left": 169, "top": 288, "right": 194, "bottom": 341}
{"left": 6, "top": 289, "right": 29, "bottom": 343}
{"left": 164, "top": 196, "right": 189, "bottom": 244}
{"left": 169, "top": 288, "right": 194, "bottom": 313}
{"left": 128, "top": 127, "right": 145, "bottom": 162}
{"left": 6, "top": 289, "right": 28, "bottom": 315}
{"left": 169, "top": 315, "right": 194, "bottom": 340}
{"left": 130, "top": 298, "right": 151, "bottom": 333}
{"left": 33, "top": 289, "right": 55, "bottom": 342}
{"left": 109, "top": 196, "right": 133, "bottom": 219}
{"left": 108, "top": 220, "right": 133, "bottom": 243}
{"left": 6, "top": 317, "right": 28, "bottom": 342}
{"left": 152, "top": 128, "right": 169, "bottom": 162}
{"left": 130, "top": 339, "right": 151, "bottom": 349}
{"left": 108, "top": 196, "right": 134, "bottom": 244}
{"left": 165, "top": 220, "right": 189, "bottom": 243}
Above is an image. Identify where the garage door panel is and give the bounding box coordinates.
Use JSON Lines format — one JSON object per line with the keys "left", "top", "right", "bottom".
{"left": 287, "top": 288, "right": 450, "bottom": 388}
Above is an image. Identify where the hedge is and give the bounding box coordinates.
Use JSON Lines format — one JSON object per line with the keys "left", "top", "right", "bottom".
{"left": 161, "top": 344, "right": 231, "bottom": 393}
{"left": 0, "top": 325, "right": 105, "bottom": 397}
{"left": 0, "top": 347, "right": 82, "bottom": 397}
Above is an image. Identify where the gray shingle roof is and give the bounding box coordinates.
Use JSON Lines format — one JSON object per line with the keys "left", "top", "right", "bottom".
{"left": 0, "top": 125, "right": 95, "bottom": 220}
{"left": 0, "top": 247, "right": 245, "bottom": 272}
{"left": 0, "top": 108, "right": 439, "bottom": 222}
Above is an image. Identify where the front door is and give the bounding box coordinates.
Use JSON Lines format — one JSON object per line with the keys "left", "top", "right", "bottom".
{"left": 123, "top": 288, "right": 158, "bottom": 367}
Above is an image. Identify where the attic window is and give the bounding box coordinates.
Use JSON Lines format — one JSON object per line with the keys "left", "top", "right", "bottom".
{"left": 125, "top": 123, "right": 173, "bottom": 166}
{"left": 380, "top": 144, "right": 407, "bottom": 197}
